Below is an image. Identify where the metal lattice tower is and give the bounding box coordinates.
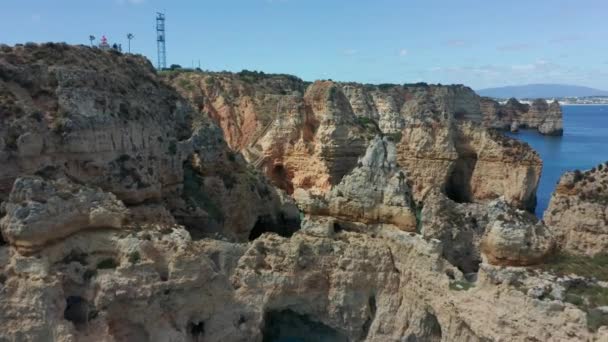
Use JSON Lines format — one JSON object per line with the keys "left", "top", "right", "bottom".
{"left": 156, "top": 12, "right": 166, "bottom": 70}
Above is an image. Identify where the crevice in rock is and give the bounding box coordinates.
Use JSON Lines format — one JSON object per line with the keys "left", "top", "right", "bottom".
{"left": 262, "top": 309, "right": 349, "bottom": 342}
{"left": 188, "top": 321, "right": 205, "bottom": 342}
{"left": 269, "top": 164, "right": 293, "bottom": 194}
{"left": 445, "top": 152, "right": 477, "bottom": 204}
{"left": 360, "top": 295, "right": 377, "bottom": 339}
{"left": 248, "top": 215, "right": 299, "bottom": 241}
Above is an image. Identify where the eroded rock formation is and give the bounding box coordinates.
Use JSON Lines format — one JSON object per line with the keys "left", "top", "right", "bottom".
{"left": 484, "top": 97, "right": 563, "bottom": 135}
{"left": 294, "top": 136, "right": 417, "bottom": 232}
{"left": 0, "top": 44, "right": 604, "bottom": 341}
{"left": 168, "top": 72, "right": 542, "bottom": 210}
{"left": 544, "top": 163, "right": 608, "bottom": 256}
{"left": 0, "top": 43, "right": 297, "bottom": 243}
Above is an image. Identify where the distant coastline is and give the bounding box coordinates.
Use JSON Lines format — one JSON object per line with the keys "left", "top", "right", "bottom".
{"left": 492, "top": 97, "right": 608, "bottom": 106}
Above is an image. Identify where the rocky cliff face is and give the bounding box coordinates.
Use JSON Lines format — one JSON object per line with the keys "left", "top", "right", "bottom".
{"left": 395, "top": 120, "right": 541, "bottom": 210}
{"left": 480, "top": 97, "right": 563, "bottom": 135}
{"left": 544, "top": 163, "right": 608, "bottom": 256}
{"left": 168, "top": 72, "right": 542, "bottom": 210}
{"left": 0, "top": 45, "right": 605, "bottom": 342}
{"left": 0, "top": 43, "right": 296, "bottom": 243}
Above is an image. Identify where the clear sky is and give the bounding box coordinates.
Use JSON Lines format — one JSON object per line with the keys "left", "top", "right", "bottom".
{"left": 3, "top": 0, "right": 608, "bottom": 90}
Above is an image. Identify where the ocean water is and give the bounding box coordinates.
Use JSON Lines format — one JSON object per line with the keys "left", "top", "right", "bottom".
{"left": 506, "top": 105, "right": 608, "bottom": 217}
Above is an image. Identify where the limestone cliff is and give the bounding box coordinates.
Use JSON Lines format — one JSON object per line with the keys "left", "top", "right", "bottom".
{"left": 168, "top": 72, "right": 542, "bottom": 210}
{"left": 480, "top": 97, "right": 563, "bottom": 135}
{"left": 544, "top": 162, "right": 608, "bottom": 256}
{"left": 0, "top": 43, "right": 297, "bottom": 243}
{"left": 0, "top": 44, "right": 605, "bottom": 342}
{"left": 395, "top": 120, "right": 541, "bottom": 210}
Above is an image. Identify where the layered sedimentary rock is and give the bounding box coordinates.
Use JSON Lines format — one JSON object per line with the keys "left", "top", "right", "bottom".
{"left": 169, "top": 73, "right": 542, "bottom": 211}
{"left": 0, "top": 44, "right": 604, "bottom": 341}
{"left": 0, "top": 43, "right": 296, "bottom": 242}
{"left": 544, "top": 163, "right": 608, "bottom": 256}
{"left": 0, "top": 176, "right": 127, "bottom": 254}
{"left": 294, "top": 136, "right": 417, "bottom": 232}
{"left": 479, "top": 97, "right": 563, "bottom": 135}
{"left": 396, "top": 120, "right": 541, "bottom": 210}
{"left": 166, "top": 72, "right": 371, "bottom": 195}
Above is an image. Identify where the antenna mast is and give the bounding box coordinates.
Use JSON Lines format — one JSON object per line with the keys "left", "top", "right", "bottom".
{"left": 156, "top": 12, "right": 166, "bottom": 70}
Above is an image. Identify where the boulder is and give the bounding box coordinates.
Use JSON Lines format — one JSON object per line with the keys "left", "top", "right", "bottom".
{"left": 544, "top": 163, "right": 608, "bottom": 255}
{"left": 0, "top": 176, "right": 127, "bottom": 253}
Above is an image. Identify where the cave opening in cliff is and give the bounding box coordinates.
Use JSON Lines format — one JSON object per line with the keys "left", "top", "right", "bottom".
{"left": 261, "top": 309, "right": 349, "bottom": 342}
{"left": 445, "top": 153, "right": 478, "bottom": 204}
{"left": 188, "top": 321, "right": 205, "bottom": 341}
{"left": 248, "top": 215, "right": 299, "bottom": 241}
{"left": 63, "top": 296, "right": 90, "bottom": 330}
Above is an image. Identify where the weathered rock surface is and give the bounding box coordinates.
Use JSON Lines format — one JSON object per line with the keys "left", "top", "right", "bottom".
{"left": 480, "top": 201, "right": 555, "bottom": 266}
{"left": 0, "top": 44, "right": 603, "bottom": 341}
{"left": 294, "top": 136, "right": 417, "bottom": 232}
{"left": 0, "top": 176, "right": 127, "bottom": 254}
{"left": 480, "top": 97, "right": 563, "bottom": 136}
{"left": 0, "top": 44, "right": 295, "bottom": 242}
{"left": 396, "top": 120, "right": 541, "bottom": 210}
{"left": 170, "top": 73, "right": 542, "bottom": 211}
{"left": 167, "top": 72, "right": 370, "bottom": 195}
{"left": 544, "top": 163, "right": 608, "bottom": 256}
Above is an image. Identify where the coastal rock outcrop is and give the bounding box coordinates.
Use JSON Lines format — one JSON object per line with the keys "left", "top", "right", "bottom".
{"left": 544, "top": 163, "right": 608, "bottom": 256}
{"left": 294, "top": 136, "right": 417, "bottom": 232}
{"left": 0, "top": 176, "right": 127, "bottom": 254}
{"left": 167, "top": 72, "right": 370, "bottom": 195}
{"left": 169, "top": 73, "right": 542, "bottom": 210}
{"left": 0, "top": 43, "right": 296, "bottom": 242}
{"left": 480, "top": 202, "right": 555, "bottom": 266}
{"left": 0, "top": 44, "right": 604, "bottom": 341}
{"left": 480, "top": 97, "right": 563, "bottom": 136}
{"left": 396, "top": 120, "right": 541, "bottom": 210}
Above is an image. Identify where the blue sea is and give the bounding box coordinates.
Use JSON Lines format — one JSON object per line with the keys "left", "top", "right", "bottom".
{"left": 507, "top": 105, "right": 608, "bottom": 217}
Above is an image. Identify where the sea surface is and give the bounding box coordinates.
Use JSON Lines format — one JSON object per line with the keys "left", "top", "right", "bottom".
{"left": 507, "top": 105, "right": 608, "bottom": 217}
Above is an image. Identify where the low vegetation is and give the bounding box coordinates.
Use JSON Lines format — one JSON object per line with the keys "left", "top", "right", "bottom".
{"left": 540, "top": 253, "right": 608, "bottom": 281}
{"left": 539, "top": 253, "right": 608, "bottom": 331}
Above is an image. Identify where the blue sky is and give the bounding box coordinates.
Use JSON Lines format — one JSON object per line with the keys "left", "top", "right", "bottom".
{"left": 3, "top": 0, "right": 608, "bottom": 89}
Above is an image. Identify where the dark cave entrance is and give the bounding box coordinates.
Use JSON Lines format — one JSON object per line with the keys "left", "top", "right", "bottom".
{"left": 262, "top": 309, "right": 349, "bottom": 342}
{"left": 188, "top": 321, "right": 205, "bottom": 342}
{"left": 445, "top": 153, "right": 477, "bottom": 203}
{"left": 269, "top": 164, "right": 294, "bottom": 194}
{"left": 248, "top": 215, "right": 300, "bottom": 241}
{"left": 64, "top": 296, "right": 90, "bottom": 329}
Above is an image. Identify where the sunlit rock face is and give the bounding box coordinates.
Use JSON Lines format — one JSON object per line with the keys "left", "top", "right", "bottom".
{"left": 0, "top": 43, "right": 295, "bottom": 242}
{"left": 479, "top": 97, "right": 563, "bottom": 136}
{"left": 0, "top": 44, "right": 602, "bottom": 342}
{"left": 169, "top": 73, "right": 543, "bottom": 211}
{"left": 544, "top": 163, "right": 608, "bottom": 256}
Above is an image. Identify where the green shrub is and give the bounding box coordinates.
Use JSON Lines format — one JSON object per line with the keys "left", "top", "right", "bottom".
{"left": 540, "top": 253, "right": 608, "bottom": 281}
{"left": 587, "top": 309, "right": 608, "bottom": 332}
